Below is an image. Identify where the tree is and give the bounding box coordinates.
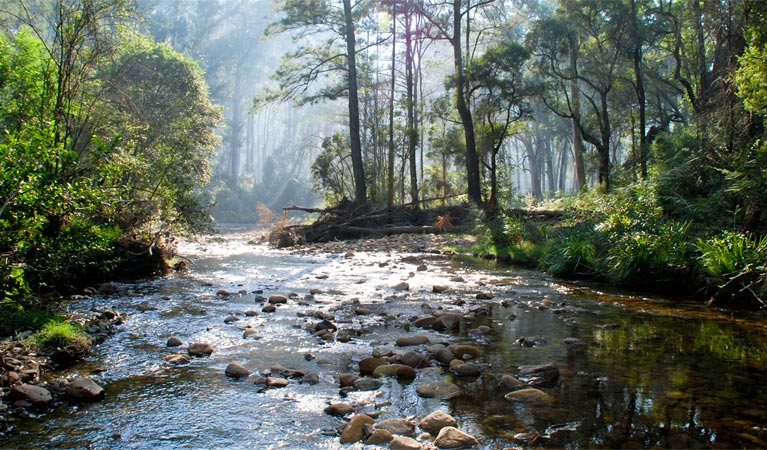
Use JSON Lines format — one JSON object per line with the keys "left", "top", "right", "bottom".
{"left": 97, "top": 36, "right": 222, "bottom": 231}
{"left": 266, "top": 0, "right": 369, "bottom": 203}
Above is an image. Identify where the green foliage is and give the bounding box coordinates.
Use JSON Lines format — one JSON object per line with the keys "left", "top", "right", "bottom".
{"left": 27, "top": 319, "right": 91, "bottom": 352}
{"left": 543, "top": 226, "right": 599, "bottom": 277}
{"left": 311, "top": 131, "right": 354, "bottom": 204}
{"left": 696, "top": 232, "right": 767, "bottom": 307}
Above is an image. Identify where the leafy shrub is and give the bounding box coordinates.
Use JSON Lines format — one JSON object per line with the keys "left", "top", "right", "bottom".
{"left": 27, "top": 319, "right": 91, "bottom": 352}
{"left": 696, "top": 231, "right": 767, "bottom": 307}
{"left": 543, "top": 226, "right": 599, "bottom": 278}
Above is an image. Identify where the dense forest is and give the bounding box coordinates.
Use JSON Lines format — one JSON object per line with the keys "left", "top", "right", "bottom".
{"left": 1, "top": 0, "right": 766, "bottom": 325}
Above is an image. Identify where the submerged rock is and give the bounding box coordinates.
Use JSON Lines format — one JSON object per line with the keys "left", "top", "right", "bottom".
{"left": 418, "top": 410, "right": 457, "bottom": 435}
{"left": 166, "top": 337, "right": 183, "bottom": 347}
{"left": 389, "top": 436, "right": 422, "bottom": 449}
{"left": 188, "top": 343, "right": 214, "bottom": 357}
{"left": 340, "top": 414, "right": 375, "bottom": 444}
{"left": 324, "top": 402, "right": 355, "bottom": 417}
{"left": 65, "top": 377, "right": 105, "bottom": 402}
{"left": 518, "top": 363, "right": 559, "bottom": 387}
{"left": 416, "top": 381, "right": 462, "bottom": 399}
{"left": 9, "top": 384, "right": 52, "bottom": 408}
{"left": 504, "top": 387, "right": 556, "bottom": 404}
{"left": 396, "top": 335, "right": 430, "bottom": 347}
{"left": 434, "top": 426, "right": 480, "bottom": 448}
{"left": 225, "top": 363, "right": 251, "bottom": 378}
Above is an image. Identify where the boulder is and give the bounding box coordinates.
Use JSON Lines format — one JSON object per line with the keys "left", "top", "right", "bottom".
{"left": 359, "top": 357, "right": 388, "bottom": 376}
{"left": 65, "top": 377, "right": 105, "bottom": 402}
{"left": 366, "top": 429, "right": 393, "bottom": 445}
{"left": 399, "top": 350, "right": 430, "bottom": 369}
{"left": 354, "top": 378, "right": 383, "bottom": 391}
{"left": 449, "top": 344, "right": 480, "bottom": 360}
{"left": 517, "top": 363, "right": 559, "bottom": 388}
{"left": 265, "top": 377, "right": 290, "bottom": 388}
{"left": 389, "top": 436, "right": 422, "bottom": 450}
{"left": 393, "top": 282, "right": 410, "bottom": 291}
{"left": 225, "top": 363, "right": 251, "bottom": 378}
{"left": 415, "top": 381, "right": 462, "bottom": 399}
{"left": 432, "top": 314, "right": 461, "bottom": 332}
{"left": 9, "top": 384, "right": 52, "bottom": 408}
{"left": 432, "top": 285, "right": 449, "bottom": 293}
{"left": 324, "top": 402, "right": 355, "bottom": 417}
{"left": 166, "top": 337, "right": 183, "bottom": 347}
{"left": 433, "top": 426, "right": 480, "bottom": 448}
{"left": 504, "top": 387, "right": 556, "bottom": 404}
{"left": 499, "top": 374, "right": 525, "bottom": 391}
{"left": 418, "top": 410, "right": 457, "bottom": 435}
{"left": 268, "top": 295, "right": 288, "bottom": 304}
{"left": 165, "top": 354, "right": 190, "bottom": 365}
{"left": 242, "top": 328, "right": 259, "bottom": 339}
{"left": 188, "top": 343, "right": 214, "bottom": 357}
{"left": 376, "top": 418, "right": 415, "bottom": 436}
{"left": 453, "top": 363, "right": 481, "bottom": 377}
{"left": 340, "top": 414, "right": 375, "bottom": 444}
{"left": 339, "top": 373, "right": 360, "bottom": 387}
{"left": 396, "top": 335, "right": 430, "bottom": 347}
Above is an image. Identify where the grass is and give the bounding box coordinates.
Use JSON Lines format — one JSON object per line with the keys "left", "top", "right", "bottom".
{"left": 25, "top": 318, "right": 92, "bottom": 352}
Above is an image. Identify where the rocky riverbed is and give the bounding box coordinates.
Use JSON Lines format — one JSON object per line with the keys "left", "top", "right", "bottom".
{"left": 2, "top": 229, "right": 766, "bottom": 449}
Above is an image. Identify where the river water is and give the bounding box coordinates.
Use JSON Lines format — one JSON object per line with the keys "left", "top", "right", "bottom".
{"left": 4, "top": 230, "right": 767, "bottom": 449}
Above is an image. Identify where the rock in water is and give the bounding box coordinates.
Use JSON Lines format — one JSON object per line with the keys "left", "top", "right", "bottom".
{"left": 433, "top": 426, "right": 480, "bottom": 448}
{"left": 225, "top": 363, "right": 251, "bottom": 378}
{"left": 9, "top": 384, "right": 52, "bottom": 408}
{"left": 419, "top": 410, "right": 457, "bottom": 435}
{"left": 396, "top": 334, "right": 430, "bottom": 346}
{"left": 65, "top": 377, "right": 105, "bottom": 402}
{"left": 389, "top": 436, "right": 422, "bottom": 449}
{"left": 415, "top": 381, "right": 462, "bottom": 399}
{"left": 166, "top": 337, "right": 183, "bottom": 347}
{"left": 340, "top": 414, "right": 375, "bottom": 444}
{"left": 188, "top": 342, "right": 214, "bottom": 357}
{"left": 504, "top": 387, "right": 556, "bottom": 404}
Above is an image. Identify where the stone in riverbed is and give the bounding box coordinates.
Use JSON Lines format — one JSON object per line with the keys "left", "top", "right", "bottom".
{"left": 242, "top": 328, "right": 258, "bottom": 339}
{"left": 376, "top": 418, "right": 415, "bottom": 436}
{"left": 388, "top": 435, "right": 422, "bottom": 449}
{"left": 499, "top": 374, "right": 525, "bottom": 391}
{"left": 188, "top": 342, "right": 214, "bottom": 357}
{"left": 414, "top": 316, "right": 437, "bottom": 328}
{"left": 433, "top": 285, "right": 449, "bottom": 293}
{"left": 418, "top": 410, "right": 457, "bottom": 435}
{"left": 373, "top": 364, "right": 408, "bottom": 378}
{"left": 65, "top": 377, "right": 105, "bottom": 402}
{"left": 266, "top": 377, "right": 290, "bottom": 388}
{"left": 399, "top": 350, "right": 430, "bottom": 369}
{"left": 448, "top": 344, "right": 480, "bottom": 360}
{"left": 433, "top": 426, "right": 480, "bottom": 448}
{"left": 339, "top": 373, "right": 360, "bottom": 387}
{"left": 340, "top": 414, "right": 375, "bottom": 444}
{"left": 224, "top": 314, "right": 239, "bottom": 323}
{"left": 504, "top": 387, "right": 556, "bottom": 404}
{"left": 432, "top": 314, "right": 461, "bottom": 332}
{"left": 166, "top": 337, "right": 183, "bottom": 347}
{"left": 359, "top": 357, "right": 388, "bottom": 375}
{"left": 9, "top": 384, "right": 52, "bottom": 408}
{"left": 225, "top": 363, "right": 250, "bottom": 378}
{"left": 165, "top": 354, "right": 190, "bottom": 364}
{"left": 416, "top": 381, "right": 462, "bottom": 399}
{"left": 354, "top": 378, "right": 383, "bottom": 391}
{"left": 392, "top": 282, "right": 410, "bottom": 291}
{"left": 396, "top": 334, "right": 430, "bottom": 347}
{"left": 517, "top": 363, "right": 559, "bottom": 388}
{"left": 261, "top": 305, "right": 276, "bottom": 313}
{"left": 453, "top": 362, "right": 481, "bottom": 377}
{"left": 268, "top": 295, "right": 288, "bottom": 304}
{"left": 324, "top": 402, "right": 355, "bottom": 417}
{"left": 365, "top": 428, "right": 393, "bottom": 445}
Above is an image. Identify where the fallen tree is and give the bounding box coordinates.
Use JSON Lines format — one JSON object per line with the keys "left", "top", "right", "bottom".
{"left": 269, "top": 201, "right": 472, "bottom": 248}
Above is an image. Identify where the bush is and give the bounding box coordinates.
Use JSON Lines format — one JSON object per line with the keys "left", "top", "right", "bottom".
{"left": 696, "top": 231, "right": 767, "bottom": 307}
{"left": 27, "top": 319, "right": 91, "bottom": 352}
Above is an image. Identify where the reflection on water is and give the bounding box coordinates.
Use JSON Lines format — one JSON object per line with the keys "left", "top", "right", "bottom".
{"left": 4, "top": 231, "right": 767, "bottom": 449}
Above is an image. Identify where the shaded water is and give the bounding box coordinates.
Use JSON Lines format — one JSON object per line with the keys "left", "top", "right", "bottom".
{"left": 4, "top": 230, "right": 767, "bottom": 449}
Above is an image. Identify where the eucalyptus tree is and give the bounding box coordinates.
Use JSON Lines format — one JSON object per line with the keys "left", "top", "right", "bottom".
{"left": 529, "top": 0, "right": 630, "bottom": 192}
{"left": 266, "top": 0, "right": 371, "bottom": 204}
{"left": 420, "top": 0, "right": 502, "bottom": 207}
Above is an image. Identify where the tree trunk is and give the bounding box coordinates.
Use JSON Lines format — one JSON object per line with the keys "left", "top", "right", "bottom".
{"left": 343, "top": 0, "right": 367, "bottom": 203}
{"left": 567, "top": 0, "right": 586, "bottom": 191}
{"left": 630, "top": 0, "right": 648, "bottom": 179}
{"left": 387, "top": 1, "right": 396, "bottom": 208}
{"left": 405, "top": 11, "right": 419, "bottom": 207}
{"left": 452, "top": 0, "right": 482, "bottom": 206}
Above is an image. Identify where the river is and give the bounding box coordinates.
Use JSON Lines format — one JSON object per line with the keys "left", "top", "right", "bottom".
{"left": 4, "top": 229, "right": 767, "bottom": 449}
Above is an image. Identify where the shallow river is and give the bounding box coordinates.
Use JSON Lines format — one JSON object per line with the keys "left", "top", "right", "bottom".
{"left": 4, "top": 230, "right": 767, "bottom": 449}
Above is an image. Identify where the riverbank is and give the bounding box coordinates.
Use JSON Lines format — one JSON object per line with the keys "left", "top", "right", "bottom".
{"left": 1, "top": 228, "right": 766, "bottom": 448}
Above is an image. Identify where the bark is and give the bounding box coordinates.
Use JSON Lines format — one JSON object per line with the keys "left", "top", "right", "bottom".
{"left": 343, "top": 0, "right": 367, "bottom": 203}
